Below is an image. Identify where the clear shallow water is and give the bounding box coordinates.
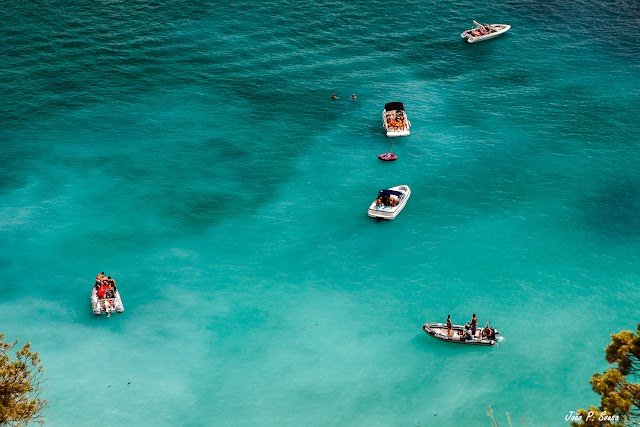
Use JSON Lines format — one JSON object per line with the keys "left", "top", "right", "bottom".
{"left": 1, "top": 0, "right": 639, "bottom": 425}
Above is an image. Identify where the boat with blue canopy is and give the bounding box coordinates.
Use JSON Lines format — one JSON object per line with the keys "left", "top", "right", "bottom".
{"left": 367, "top": 185, "right": 411, "bottom": 220}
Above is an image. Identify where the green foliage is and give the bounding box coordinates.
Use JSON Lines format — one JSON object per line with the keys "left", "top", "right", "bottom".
{"left": 0, "top": 333, "right": 48, "bottom": 426}
{"left": 572, "top": 324, "right": 640, "bottom": 427}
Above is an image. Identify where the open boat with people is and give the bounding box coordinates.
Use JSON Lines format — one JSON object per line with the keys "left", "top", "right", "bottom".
{"left": 461, "top": 21, "right": 510, "bottom": 43}
{"left": 367, "top": 185, "right": 411, "bottom": 220}
{"left": 382, "top": 102, "right": 411, "bottom": 137}
{"left": 422, "top": 320, "right": 500, "bottom": 346}
{"left": 91, "top": 274, "right": 124, "bottom": 316}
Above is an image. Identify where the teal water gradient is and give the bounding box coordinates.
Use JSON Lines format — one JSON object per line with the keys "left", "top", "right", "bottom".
{"left": 1, "top": 0, "right": 640, "bottom": 425}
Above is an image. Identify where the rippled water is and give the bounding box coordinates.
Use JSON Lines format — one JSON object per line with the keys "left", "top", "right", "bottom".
{"left": 1, "top": 0, "right": 639, "bottom": 425}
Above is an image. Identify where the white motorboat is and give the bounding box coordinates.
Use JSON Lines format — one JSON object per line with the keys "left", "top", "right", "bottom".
{"left": 91, "top": 282, "right": 124, "bottom": 316}
{"left": 461, "top": 21, "right": 510, "bottom": 43}
{"left": 367, "top": 185, "right": 411, "bottom": 220}
{"left": 422, "top": 321, "right": 500, "bottom": 346}
{"left": 382, "top": 102, "right": 411, "bottom": 137}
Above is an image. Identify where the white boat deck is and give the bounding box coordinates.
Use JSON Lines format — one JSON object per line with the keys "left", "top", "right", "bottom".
{"left": 461, "top": 22, "right": 510, "bottom": 43}
{"left": 382, "top": 104, "right": 411, "bottom": 137}
{"left": 367, "top": 185, "right": 411, "bottom": 220}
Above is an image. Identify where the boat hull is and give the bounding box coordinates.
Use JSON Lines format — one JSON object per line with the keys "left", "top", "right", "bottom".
{"left": 385, "top": 129, "right": 410, "bottom": 137}
{"left": 368, "top": 185, "right": 411, "bottom": 220}
{"left": 422, "top": 322, "right": 498, "bottom": 346}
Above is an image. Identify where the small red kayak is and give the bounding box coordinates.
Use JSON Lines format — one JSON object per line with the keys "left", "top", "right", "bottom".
{"left": 378, "top": 152, "right": 398, "bottom": 161}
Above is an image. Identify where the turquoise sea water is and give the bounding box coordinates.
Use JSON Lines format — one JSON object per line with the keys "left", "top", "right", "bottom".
{"left": 1, "top": 0, "right": 640, "bottom": 425}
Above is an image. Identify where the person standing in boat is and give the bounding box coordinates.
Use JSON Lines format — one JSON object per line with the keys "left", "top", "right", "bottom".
{"left": 470, "top": 314, "right": 478, "bottom": 333}
{"left": 446, "top": 314, "right": 452, "bottom": 336}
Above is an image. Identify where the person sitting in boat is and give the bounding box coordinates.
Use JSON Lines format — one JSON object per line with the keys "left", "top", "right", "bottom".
{"left": 102, "top": 276, "right": 116, "bottom": 289}
{"left": 375, "top": 196, "right": 383, "bottom": 207}
{"left": 464, "top": 324, "right": 473, "bottom": 341}
{"left": 482, "top": 326, "right": 495, "bottom": 340}
{"left": 97, "top": 282, "right": 111, "bottom": 299}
